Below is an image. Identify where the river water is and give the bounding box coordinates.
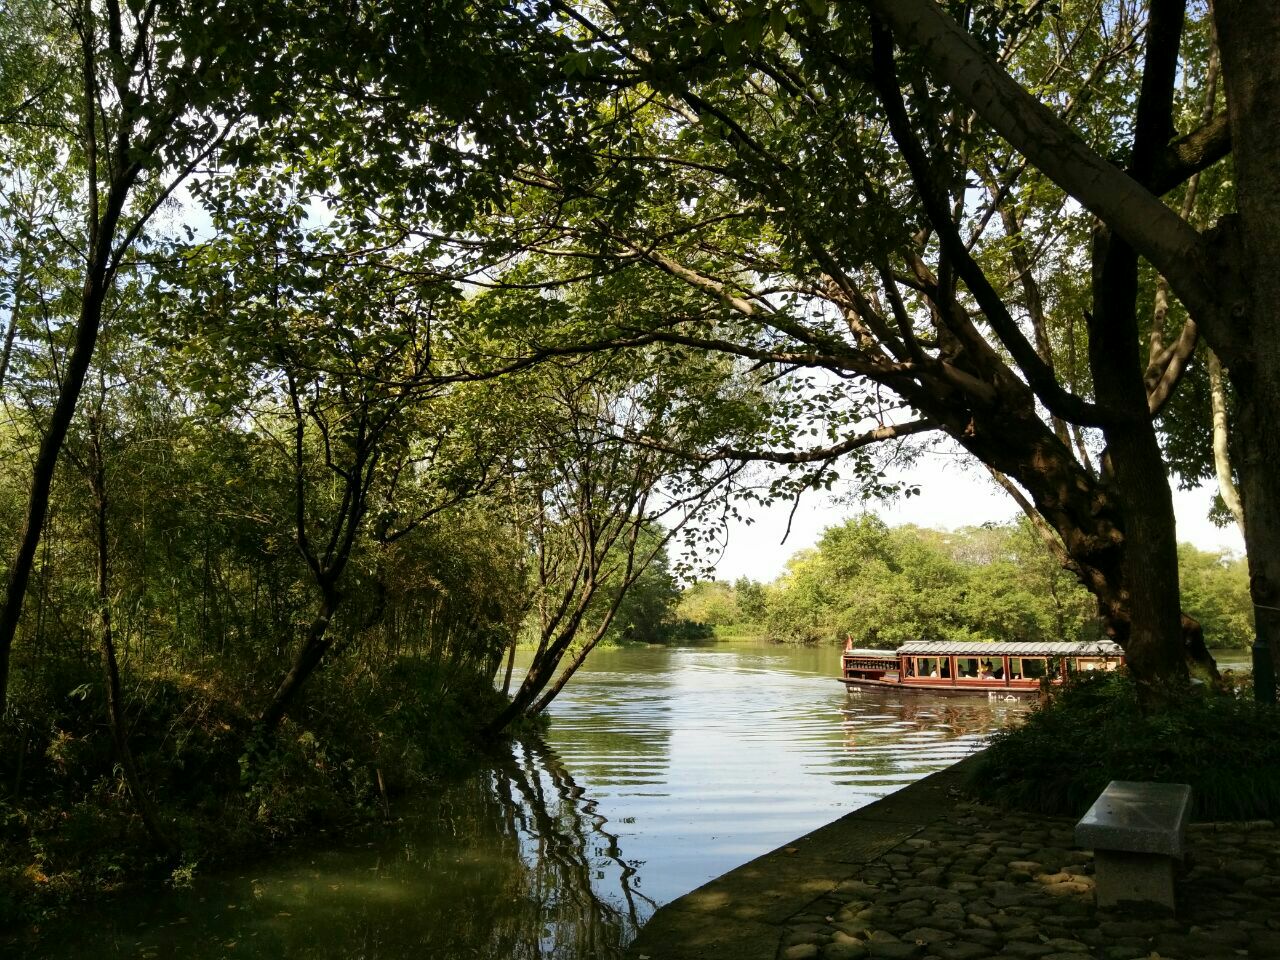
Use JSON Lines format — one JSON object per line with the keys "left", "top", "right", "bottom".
{"left": 27, "top": 643, "right": 1041, "bottom": 959}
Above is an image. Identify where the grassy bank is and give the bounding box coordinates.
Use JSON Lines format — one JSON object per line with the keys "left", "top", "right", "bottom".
{"left": 970, "top": 671, "right": 1280, "bottom": 821}
{"left": 0, "top": 659, "right": 524, "bottom": 934}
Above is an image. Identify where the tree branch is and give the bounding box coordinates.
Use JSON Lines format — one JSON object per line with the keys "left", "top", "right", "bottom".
{"left": 868, "top": 18, "right": 1113, "bottom": 428}
{"left": 627, "top": 418, "right": 937, "bottom": 465}
{"left": 1150, "top": 113, "right": 1231, "bottom": 195}
{"left": 860, "top": 0, "right": 1218, "bottom": 328}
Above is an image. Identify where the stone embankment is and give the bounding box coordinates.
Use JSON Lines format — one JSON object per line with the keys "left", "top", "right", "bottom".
{"left": 626, "top": 756, "right": 1280, "bottom": 960}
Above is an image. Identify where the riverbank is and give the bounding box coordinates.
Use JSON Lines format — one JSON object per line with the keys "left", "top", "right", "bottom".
{"left": 4, "top": 643, "right": 1014, "bottom": 958}
{"left": 627, "top": 754, "right": 1280, "bottom": 960}
{"left": 0, "top": 660, "right": 523, "bottom": 936}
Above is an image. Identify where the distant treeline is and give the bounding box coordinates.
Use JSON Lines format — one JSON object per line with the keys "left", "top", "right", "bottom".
{"left": 679, "top": 517, "right": 1254, "bottom": 649}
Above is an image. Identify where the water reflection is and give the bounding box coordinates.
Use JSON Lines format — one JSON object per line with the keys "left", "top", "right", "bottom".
{"left": 501, "top": 737, "right": 655, "bottom": 952}
{"left": 532, "top": 645, "right": 1027, "bottom": 904}
{"left": 835, "top": 691, "right": 1026, "bottom": 784}
{"left": 26, "top": 739, "right": 641, "bottom": 960}
{"left": 25, "top": 643, "right": 1032, "bottom": 960}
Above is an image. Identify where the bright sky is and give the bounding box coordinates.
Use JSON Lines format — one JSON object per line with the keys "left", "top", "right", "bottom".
{"left": 709, "top": 445, "right": 1246, "bottom": 584}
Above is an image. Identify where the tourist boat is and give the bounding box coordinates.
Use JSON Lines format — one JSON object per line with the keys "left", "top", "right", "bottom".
{"left": 839, "top": 640, "right": 1125, "bottom": 695}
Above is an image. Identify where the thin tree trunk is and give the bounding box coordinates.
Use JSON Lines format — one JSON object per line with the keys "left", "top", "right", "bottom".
{"left": 993, "top": 202, "right": 1072, "bottom": 450}
{"left": 0, "top": 274, "right": 114, "bottom": 714}
{"left": 501, "top": 635, "right": 517, "bottom": 696}
{"left": 0, "top": 26, "right": 142, "bottom": 712}
{"left": 1207, "top": 349, "right": 1245, "bottom": 533}
{"left": 530, "top": 632, "right": 603, "bottom": 716}
{"left": 487, "top": 628, "right": 573, "bottom": 737}
{"left": 0, "top": 257, "right": 28, "bottom": 393}
{"left": 258, "top": 589, "right": 340, "bottom": 733}
{"left": 33, "top": 513, "right": 51, "bottom": 660}
{"left": 90, "top": 419, "right": 177, "bottom": 858}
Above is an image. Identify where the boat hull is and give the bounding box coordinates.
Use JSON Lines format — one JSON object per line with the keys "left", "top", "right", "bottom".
{"left": 838, "top": 675, "right": 1043, "bottom": 697}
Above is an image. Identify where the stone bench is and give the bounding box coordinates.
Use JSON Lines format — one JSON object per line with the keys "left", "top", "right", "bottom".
{"left": 1074, "top": 780, "right": 1192, "bottom": 911}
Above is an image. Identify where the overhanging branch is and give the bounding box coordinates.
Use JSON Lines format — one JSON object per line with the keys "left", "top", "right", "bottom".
{"left": 860, "top": 0, "right": 1219, "bottom": 328}
{"left": 626, "top": 418, "right": 937, "bottom": 465}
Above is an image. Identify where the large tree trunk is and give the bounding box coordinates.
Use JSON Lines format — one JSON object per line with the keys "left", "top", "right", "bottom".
{"left": 862, "top": 0, "right": 1276, "bottom": 695}
{"left": 1086, "top": 229, "right": 1188, "bottom": 689}
{"left": 950, "top": 403, "right": 1126, "bottom": 628}
{"left": 866, "top": 0, "right": 1202, "bottom": 689}
{"left": 928, "top": 380, "right": 1210, "bottom": 677}
{"left": 1234, "top": 375, "right": 1280, "bottom": 700}
{"left": 1213, "top": 0, "right": 1280, "bottom": 700}
{"left": 1083, "top": 0, "right": 1191, "bottom": 691}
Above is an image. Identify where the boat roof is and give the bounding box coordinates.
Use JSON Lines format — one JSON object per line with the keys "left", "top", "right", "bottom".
{"left": 844, "top": 648, "right": 899, "bottom": 659}
{"left": 896, "top": 640, "right": 1124, "bottom": 657}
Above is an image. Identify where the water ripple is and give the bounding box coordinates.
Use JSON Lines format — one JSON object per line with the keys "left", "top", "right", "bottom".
{"left": 516, "top": 643, "right": 1027, "bottom": 907}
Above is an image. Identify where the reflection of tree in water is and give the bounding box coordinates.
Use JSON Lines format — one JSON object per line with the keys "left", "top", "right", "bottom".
{"left": 391, "top": 735, "right": 649, "bottom": 960}
{"left": 33, "top": 739, "right": 647, "bottom": 960}
{"left": 497, "top": 736, "right": 656, "bottom": 958}
{"left": 537, "top": 691, "right": 674, "bottom": 789}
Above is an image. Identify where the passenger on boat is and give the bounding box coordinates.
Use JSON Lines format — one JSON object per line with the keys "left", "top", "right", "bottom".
{"left": 979, "top": 662, "right": 993, "bottom": 679}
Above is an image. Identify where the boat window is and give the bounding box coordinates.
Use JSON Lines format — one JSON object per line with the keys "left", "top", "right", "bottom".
{"left": 914, "top": 657, "right": 943, "bottom": 678}
{"left": 956, "top": 657, "right": 1003, "bottom": 680}
{"left": 1010, "top": 657, "right": 1049, "bottom": 680}
{"left": 904, "top": 657, "right": 915, "bottom": 677}
{"left": 1075, "top": 657, "right": 1118, "bottom": 672}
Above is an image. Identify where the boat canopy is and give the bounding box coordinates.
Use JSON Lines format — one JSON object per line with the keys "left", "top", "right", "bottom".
{"left": 895, "top": 640, "right": 1124, "bottom": 658}
{"left": 844, "top": 648, "right": 898, "bottom": 660}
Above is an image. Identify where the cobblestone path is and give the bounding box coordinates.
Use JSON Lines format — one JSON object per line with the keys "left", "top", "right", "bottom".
{"left": 780, "top": 805, "right": 1280, "bottom": 960}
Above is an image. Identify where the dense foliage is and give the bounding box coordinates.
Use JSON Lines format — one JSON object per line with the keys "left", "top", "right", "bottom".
{"left": 0, "top": 657, "right": 514, "bottom": 929}
{"left": 680, "top": 518, "right": 1252, "bottom": 648}
{"left": 972, "top": 672, "right": 1280, "bottom": 820}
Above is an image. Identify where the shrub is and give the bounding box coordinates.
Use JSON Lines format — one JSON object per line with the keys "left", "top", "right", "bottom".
{"left": 0, "top": 654, "right": 511, "bottom": 932}
{"left": 971, "top": 671, "right": 1280, "bottom": 821}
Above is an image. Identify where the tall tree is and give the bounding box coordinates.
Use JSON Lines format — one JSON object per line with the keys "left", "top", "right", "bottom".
{"left": 482, "top": 352, "right": 745, "bottom": 736}
{"left": 859, "top": 0, "right": 1278, "bottom": 693}
{"left": 0, "top": 0, "right": 583, "bottom": 713}
{"left": 0, "top": 0, "right": 335, "bottom": 713}
{"left": 458, "top": 1, "right": 1224, "bottom": 689}
{"left": 171, "top": 184, "right": 491, "bottom": 732}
